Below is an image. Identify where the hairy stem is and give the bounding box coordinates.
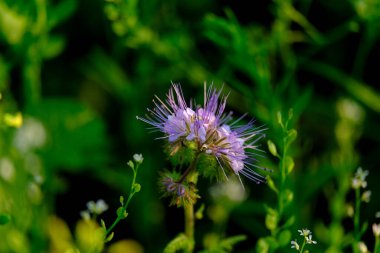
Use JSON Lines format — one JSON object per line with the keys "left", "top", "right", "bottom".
{"left": 184, "top": 203, "right": 195, "bottom": 253}
{"left": 180, "top": 154, "right": 201, "bottom": 252}
{"left": 177, "top": 153, "right": 201, "bottom": 184}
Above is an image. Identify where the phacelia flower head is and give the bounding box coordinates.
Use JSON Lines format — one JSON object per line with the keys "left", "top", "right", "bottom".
{"left": 137, "top": 83, "right": 268, "bottom": 184}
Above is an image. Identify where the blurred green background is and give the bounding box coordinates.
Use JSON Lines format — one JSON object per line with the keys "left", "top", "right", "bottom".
{"left": 1, "top": 0, "right": 380, "bottom": 252}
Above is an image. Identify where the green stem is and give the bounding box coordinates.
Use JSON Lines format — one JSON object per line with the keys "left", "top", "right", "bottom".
{"left": 177, "top": 153, "right": 201, "bottom": 184}
{"left": 278, "top": 133, "right": 288, "bottom": 216}
{"left": 352, "top": 27, "right": 374, "bottom": 79}
{"left": 105, "top": 166, "right": 138, "bottom": 238}
{"left": 352, "top": 187, "right": 361, "bottom": 253}
{"left": 354, "top": 187, "right": 361, "bottom": 241}
{"left": 181, "top": 154, "right": 201, "bottom": 253}
{"left": 374, "top": 237, "right": 380, "bottom": 253}
{"left": 299, "top": 239, "right": 306, "bottom": 253}
{"left": 184, "top": 203, "right": 195, "bottom": 253}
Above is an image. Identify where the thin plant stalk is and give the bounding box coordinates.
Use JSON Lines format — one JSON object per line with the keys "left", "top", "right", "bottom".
{"left": 182, "top": 154, "right": 200, "bottom": 253}
{"left": 353, "top": 187, "right": 361, "bottom": 253}
{"left": 105, "top": 164, "right": 140, "bottom": 238}
{"left": 184, "top": 203, "right": 195, "bottom": 253}
{"left": 299, "top": 239, "right": 306, "bottom": 253}
{"left": 375, "top": 236, "right": 380, "bottom": 253}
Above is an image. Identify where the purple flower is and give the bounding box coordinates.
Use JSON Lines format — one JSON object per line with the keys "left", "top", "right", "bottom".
{"left": 137, "top": 83, "right": 267, "bottom": 183}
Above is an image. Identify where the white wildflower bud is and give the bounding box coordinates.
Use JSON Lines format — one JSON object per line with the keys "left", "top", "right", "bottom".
{"left": 306, "top": 235, "right": 317, "bottom": 244}
{"left": 352, "top": 167, "right": 369, "bottom": 189}
{"left": 87, "top": 199, "right": 109, "bottom": 215}
{"left": 290, "top": 240, "right": 300, "bottom": 250}
{"left": 358, "top": 242, "right": 369, "bottom": 253}
{"left": 94, "top": 199, "right": 108, "bottom": 214}
{"left": 298, "top": 228, "right": 311, "bottom": 237}
{"left": 361, "top": 190, "right": 371, "bottom": 203}
{"left": 373, "top": 223, "right": 380, "bottom": 237}
{"left": 133, "top": 154, "right": 144, "bottom": 163}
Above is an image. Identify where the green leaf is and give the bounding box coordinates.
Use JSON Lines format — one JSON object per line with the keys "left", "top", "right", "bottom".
{"left": 256, "top": 237, "right": 278, "bottom": 253}
{"left": 0, "top": 3, "right": 27, "bottom": 44}
{"left": 267, "top": 140, "right": 279, "bottom": 157}
{"left": 43, "top": 36, "right": 66, "bottom": 59}
{"left": 195, "top": 204, "right": 205, "bottom": 220}
{"left": 277, "top": 230, "right": 291, "bottom": 247}
{"left": 284, "top": 156, "right": 295, "bottom": 175}
{"left": 119, "top": 196, "right": 124, "bottom": 206}
{"left": 0, "top": 214, "right": 11, "bottom": 225}
{"left": 105, "top": 232, "right": 114, "bottom": 242}
{"left": 48, "top": 0, "right": 77, "bottom": 29}
{"left": 220, "top": 234, "right": 247, "bottom": 250}
{"left": 116, "top": 207, "right": 128, "bottom": 219}
{"left": 100, "top": 219, "right": 106, "bottom": 230}
{"left": 286, "top": 129, "right": 297, "bottom": 144}
{"left": 104, "top": 4, "right": 119, "bottom": 21}
{"left": 267, "top": 176, "right": 278, "bottom": 194}
{"left": 283, "top": 216, "right": 295, "bottom": 228}
{"left": 265, "top": 208, "right": 278, "bottom": 231}
{"left": 163, "top": 233, "right": 192, "bottom": 253}
{"left": 277, "top": 111, "right": 284, "bottom": 128}
{"left": 133, "top": 183, "right": 141, "bottom": 193}
{"left": 256, "top": 238, "right": 269, "bottom": 253}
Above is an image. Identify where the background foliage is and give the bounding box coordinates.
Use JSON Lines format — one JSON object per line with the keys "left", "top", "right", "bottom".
{"left": 1, "top": 0, "right": 380, "bottom": 252}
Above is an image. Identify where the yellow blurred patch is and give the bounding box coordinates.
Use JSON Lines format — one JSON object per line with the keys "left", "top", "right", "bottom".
{"left": 47, "top": 216, "right": 74, "bottom": 253}
{"left": 107, "top": 239, "right": 144, "bottom": 253}
{"left": 75, "top": 219, "right": 104, "bottom": 253}
{"left": 4, "top": 112, "right": 23, "bottom": 128}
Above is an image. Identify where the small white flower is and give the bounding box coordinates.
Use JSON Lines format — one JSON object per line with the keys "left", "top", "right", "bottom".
{"left": 87, "top": 199, "right": 109, "bottom": 215}
{"left": 352, "top": 167, "right": 369, "bottom": 189}
{"left": 290, "top": 240, "right": 300, "bottom": 250}
{"left": 298, "top": 228, "right": 311, "bottom": 237}
{"left": 133, "top": 154, "right": 144, "bottom": 163}
{"left": 361, "top": 190, "right": 371, "bottom": 203}
{"left": 306, "top": 235, "right": 317, "bottom": 244}
{"left": 358, "top": 241, "right": 369, "bottom": 253}
{"left": 373, "top": 223, "right": 380, "bottom": 237}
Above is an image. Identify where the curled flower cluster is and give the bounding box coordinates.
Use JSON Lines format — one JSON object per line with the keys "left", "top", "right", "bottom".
{"left": 159, "top": 172, "right": 200, "bottom": 207}
{"left": 137, "top": 83, "right": 267, "bottom": 184}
